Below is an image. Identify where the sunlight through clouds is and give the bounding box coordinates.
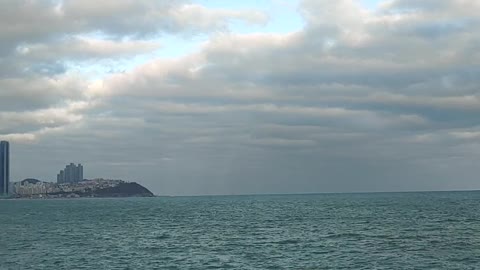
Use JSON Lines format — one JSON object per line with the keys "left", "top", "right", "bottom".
{"left": 1, "top": 0, "right": 480, "bottom": 195}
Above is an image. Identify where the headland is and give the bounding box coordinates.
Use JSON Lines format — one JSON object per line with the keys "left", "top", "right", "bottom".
{"left": 9, "top": 178, "right": 154, "bottom": 199}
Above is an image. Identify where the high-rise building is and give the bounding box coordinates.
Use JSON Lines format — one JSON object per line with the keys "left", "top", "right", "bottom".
{"left": 77, "top": 164, "right": 83, "bottom": 183}
{"left": 0, "top": 141, "right": 10, "bottom": 195}
{"left": 57, "top": 163, "right": 83, "bottom": 184}
{"left": 57, "top": 170, "right": 65, "bottom": 184}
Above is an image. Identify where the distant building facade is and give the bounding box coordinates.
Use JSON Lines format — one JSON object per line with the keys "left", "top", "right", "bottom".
{"left": 13, "top": 179, "right": 49, "bottom": 196}
{"left": 0, "top": 141, "right": 9, "bottom": 195}
{"left": 57, "top": 163, "right": 83, "bottom": 184}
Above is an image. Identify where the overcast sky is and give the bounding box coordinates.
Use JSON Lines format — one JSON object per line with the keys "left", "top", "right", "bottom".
{"left": 1, "top": 0, "right": 480, "bottom": 195}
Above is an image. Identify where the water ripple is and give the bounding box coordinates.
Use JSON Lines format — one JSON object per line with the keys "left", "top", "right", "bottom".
{"left": 1, "top": 192, "right": 480, "bottom": 269}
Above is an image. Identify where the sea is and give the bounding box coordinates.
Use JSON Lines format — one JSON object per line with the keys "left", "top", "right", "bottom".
{"left": 1, "top": 191, "right": 480, "bottom": 269}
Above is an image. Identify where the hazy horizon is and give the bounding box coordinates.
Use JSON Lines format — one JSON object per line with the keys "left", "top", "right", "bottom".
{"left": 1, "top": 0, "right": 480, "bottom": 196}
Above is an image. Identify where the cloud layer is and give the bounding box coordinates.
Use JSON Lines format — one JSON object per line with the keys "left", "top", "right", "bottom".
{"left": 1, "top": 0, "right": 480, "bottom": 195}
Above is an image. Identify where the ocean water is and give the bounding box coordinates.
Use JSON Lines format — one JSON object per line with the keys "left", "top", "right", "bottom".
{"left": 1, "top": 192, "right": 480, "bottom": 269}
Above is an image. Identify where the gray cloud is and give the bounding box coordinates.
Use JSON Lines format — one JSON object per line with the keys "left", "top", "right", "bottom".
{"left": 0, "top": 0, "right": 267, "bottom": 47}
{"left": 17, "top": 38, "right": 162, "bottom": 61}
{"left": 1, "top": 0, "right": 480, "bottom": 195}
{"left": 0, "top": 0, "right": 267, "bottom": 77}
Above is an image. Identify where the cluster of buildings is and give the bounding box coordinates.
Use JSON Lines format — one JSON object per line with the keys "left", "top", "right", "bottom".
{"left": 12, "top": 178, "right": 125, "bottom": 198}
{"left": 0, "top": 140, "right": 152, "bottom": 199}
{"left": 12, "top": 179, "right": 53, "bottom": 196}
{"left": 0, "top": 140, "right": 85, "bottom": 196}
{"left": 57, "top": 163, "right": 84, "bottom": 184}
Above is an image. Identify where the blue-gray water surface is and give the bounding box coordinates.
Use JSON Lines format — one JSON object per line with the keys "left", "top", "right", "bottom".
{"left": 1, "top": 192, "right": 480, "bottom": 269}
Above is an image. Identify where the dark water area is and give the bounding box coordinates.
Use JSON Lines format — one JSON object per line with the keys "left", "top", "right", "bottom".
{"left": 1, "top": 192, "right": 480, "bottom": 269}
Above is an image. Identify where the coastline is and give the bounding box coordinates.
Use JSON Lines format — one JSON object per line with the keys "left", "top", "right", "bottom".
{"left": 6, "top": 179, "right": 154, "bottom": 200}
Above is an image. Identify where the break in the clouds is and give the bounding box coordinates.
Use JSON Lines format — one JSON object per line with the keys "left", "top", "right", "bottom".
{"left": 1, "top": 0, "right": 480, "bottom": 195}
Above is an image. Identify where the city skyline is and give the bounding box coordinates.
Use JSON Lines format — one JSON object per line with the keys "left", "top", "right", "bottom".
{"left": 1, "top": 141, "right": 85, "bottom": 185}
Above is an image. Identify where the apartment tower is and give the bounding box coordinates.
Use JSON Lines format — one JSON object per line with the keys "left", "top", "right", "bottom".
{"left": 0, "top": 141, "right": 10, "bottom": 195}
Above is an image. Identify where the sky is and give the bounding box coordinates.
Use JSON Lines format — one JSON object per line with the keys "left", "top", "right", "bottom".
{"left": 1, "top": 0, "right": 480, "bottom": 195}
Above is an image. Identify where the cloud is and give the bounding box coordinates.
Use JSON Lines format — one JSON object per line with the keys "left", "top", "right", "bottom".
{"left": 0, "top": 75, "right": 87, "bottom": 111}
{"left": 17, "top": 37, "right": 162, "bottom": 61}
{"left": 0, "top": 0, "right": 268, "bottom": 78}
{"left": 0, "top": 0, "right": 267, "bottom": 46}
{"left": 1, "top": 0, "right": 480, "bottom": 194}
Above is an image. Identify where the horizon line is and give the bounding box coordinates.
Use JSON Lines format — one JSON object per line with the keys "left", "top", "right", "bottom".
{"left": 155, "top": 188, "right": 480, "bottom": 198}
